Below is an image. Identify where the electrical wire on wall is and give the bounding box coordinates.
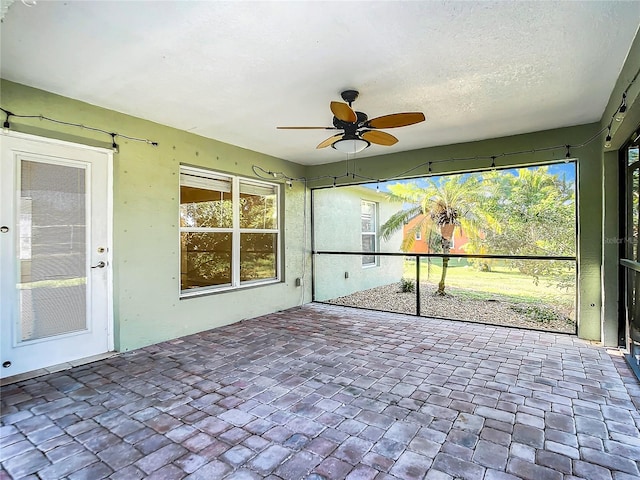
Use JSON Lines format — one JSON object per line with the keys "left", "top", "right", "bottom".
{"left": 252, "top": 119, "right": 614, "bottom": 186}
{"left": 253, "top": 140, "right": 571, "bottom": 187}
{"left": 0, "top": 107, "right": 159, "bottom": 151}
{"left": 603, "top": 66, "right": 639, "bottom": 146}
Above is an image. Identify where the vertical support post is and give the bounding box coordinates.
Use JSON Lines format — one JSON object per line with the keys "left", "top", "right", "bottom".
{"left": 415, "top": 255, "right": 421, "bottom": 316}
{"left": 310, "top": 187, "right": 315, "bottom": 302}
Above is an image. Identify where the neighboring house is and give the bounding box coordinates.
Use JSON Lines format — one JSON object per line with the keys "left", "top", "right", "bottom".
{"left": 402, "top": 213, "right": 470, "bottom": 255}
{"left": 313, "top": 186, "right": 403, "bottom": 301}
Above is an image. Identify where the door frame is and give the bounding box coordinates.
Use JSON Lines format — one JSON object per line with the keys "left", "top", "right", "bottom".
{"left": 1, "top": 130, "right": 115, "bottom": 368}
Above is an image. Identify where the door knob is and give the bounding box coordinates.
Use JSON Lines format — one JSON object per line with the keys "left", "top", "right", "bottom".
{"left": 91, "top": 261, "right": 106, "bottom": 269}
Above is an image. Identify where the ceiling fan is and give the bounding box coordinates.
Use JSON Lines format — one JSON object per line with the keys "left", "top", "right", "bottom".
{"left": 277, "top": 90, "right": 425, "bottom": 154}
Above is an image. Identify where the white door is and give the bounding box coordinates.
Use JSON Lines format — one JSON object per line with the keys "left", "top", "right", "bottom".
{"left": 0, "top": 132, "right": 113, "bottom": 379}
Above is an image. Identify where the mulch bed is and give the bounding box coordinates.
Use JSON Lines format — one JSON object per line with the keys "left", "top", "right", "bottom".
{"left": 327, "top": 282, "right": 576, "bottom": 334}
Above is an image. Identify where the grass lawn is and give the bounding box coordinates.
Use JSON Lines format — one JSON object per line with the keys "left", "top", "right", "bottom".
{"left": 403, "top": 258, "right": 575, "bottom": 310}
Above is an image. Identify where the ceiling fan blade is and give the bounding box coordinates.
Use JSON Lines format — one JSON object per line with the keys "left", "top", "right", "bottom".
{"left": 317, "top": 133, "right": 344, "bottom": 149}
{"left": 277, "top": 126, "right": 337, "bottom": 130}
{"left": 330, "top": 101, "right": 357, "bottom": 123}
{"left": 366, "top": 112, "right": 425, "bottom": 129}
{"left": 361, "top": 130, "right": 398, "bottom": 146}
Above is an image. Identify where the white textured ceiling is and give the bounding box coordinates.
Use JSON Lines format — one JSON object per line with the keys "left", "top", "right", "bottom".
{"left": 1, "top": 1, "right": 639, "bottom": 165}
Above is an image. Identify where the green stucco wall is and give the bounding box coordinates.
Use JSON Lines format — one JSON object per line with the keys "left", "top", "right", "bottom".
{"left": 1, "top": 80, "right": 309, "bottom": 352}
{"left": 599, "top": 28, "right": 640, "bottom": 347}
{"left": 305, "top": 124, "right": 604, "bottom": 341}
{"left": 313, "top": 185, "right": 403, "bottom": 300}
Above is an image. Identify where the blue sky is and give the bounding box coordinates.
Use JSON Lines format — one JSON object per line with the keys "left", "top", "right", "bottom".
{"left": 547, "top": 162, "right": 576, "bottom": 178}
{"left": 363, "top": 161, "right": 576, "bottom": 192}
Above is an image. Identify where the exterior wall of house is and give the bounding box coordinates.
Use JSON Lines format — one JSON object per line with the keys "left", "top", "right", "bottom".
{"left": 312, "top": 186, "right": 403, "bottom": 301}
{"left": 0, "top": 80, "right": 309, "bottom": 352}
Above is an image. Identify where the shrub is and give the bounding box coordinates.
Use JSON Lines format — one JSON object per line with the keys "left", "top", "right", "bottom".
{"left": 400, "top": 278, "right": 415, "bottom": 293}
{"left": 510, "top": 304, "right": 568, "bottom": 323}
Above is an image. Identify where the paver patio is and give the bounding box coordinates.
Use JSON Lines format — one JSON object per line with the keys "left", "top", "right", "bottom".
{"left": 1, "top": 303, "right": 640, "bottom": 479}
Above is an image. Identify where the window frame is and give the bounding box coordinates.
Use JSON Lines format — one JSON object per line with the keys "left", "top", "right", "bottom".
{"left": 361, "top": 200, "right": 378, "bottom": 268}
{"left": 179, "top": 165, "right": 281, "bottom": 297}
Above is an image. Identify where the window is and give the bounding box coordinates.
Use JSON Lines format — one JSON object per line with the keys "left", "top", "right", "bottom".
{"left": 179, "top": 166, "right": 279, "bottom": 295}
{"left": 415, "top": 230, "right": 422, "bottom": 241}
{"left": 361, "top": 200, "right": 377, "bottom": 267}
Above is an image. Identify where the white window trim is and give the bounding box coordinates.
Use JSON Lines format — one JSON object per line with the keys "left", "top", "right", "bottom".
{"left": 361, "top": 200, "right": 378, "bottom": 268}
{"left": 179, "top": 165, "right": 281, "bottom": 297}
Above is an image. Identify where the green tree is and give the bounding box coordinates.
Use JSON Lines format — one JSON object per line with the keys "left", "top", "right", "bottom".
{"left": 477, "top": 167, "right": 575, "bottom": 285}
{"left": 381, "top": 176, "right": 499, "bottom": 295}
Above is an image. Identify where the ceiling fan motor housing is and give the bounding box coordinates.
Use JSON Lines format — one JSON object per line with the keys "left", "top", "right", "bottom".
{"left": 355, "top": 111, "right": 368, "bottom": 124}
{"left": 333, "top": 111, "right": 368, "bottom": 131}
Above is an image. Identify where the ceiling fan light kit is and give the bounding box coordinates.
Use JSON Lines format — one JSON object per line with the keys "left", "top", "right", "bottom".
{"left": 332, "top": 136, "right": 370, "bottom": 154}
{"left": 277, "top": 90, "right": 425, "bottom": 154}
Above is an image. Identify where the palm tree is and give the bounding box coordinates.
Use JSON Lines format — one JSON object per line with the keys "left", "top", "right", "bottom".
{"left": 381, "top": 175, "right": 499, "bottom": 295}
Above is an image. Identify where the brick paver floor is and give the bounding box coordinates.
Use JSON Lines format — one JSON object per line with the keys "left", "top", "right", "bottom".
{"left": 2, "top": 303, "right": 640, "bottom": 479}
